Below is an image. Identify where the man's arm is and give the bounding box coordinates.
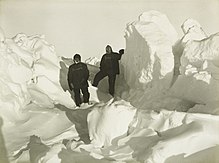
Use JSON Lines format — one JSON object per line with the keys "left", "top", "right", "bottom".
{"left": 117, "top": 49, "right": 125, "bottom": 60}
{"left": 100, "top": 55, "right": 105, "bottom": 70}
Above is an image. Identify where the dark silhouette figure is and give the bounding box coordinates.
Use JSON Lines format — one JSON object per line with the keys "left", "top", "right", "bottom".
{"left": 67, "top": 54, "right": 90, "bottom": 107}
{"left": 92, "top": 45, "right": 124, "bottom": 96}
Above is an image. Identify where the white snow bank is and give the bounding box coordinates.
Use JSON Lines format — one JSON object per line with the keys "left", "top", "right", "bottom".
{"left": 46, "top": 109, "right": 219, "bottom": 163}
{"left": 88, "top": 99, "right": 137, "bottom": 147}
{"left": 0, "top": 28, "right": 78, "bottom": 158}
{"left": 11, "top": 33, "right": 74, "bottom": 108}
{"left": 122, "top": 10, "right": 177, "bottom": 90}
{"left": 4, "top": 107, "right": 77, "bottom": 154}
{"left": 170, "top": 31, "right": 219, "bottom": 104}
{"left": 93, "top": 110, "right": 219, "bottom": 163}
{"left": 13, "top": 109, "right": 219, "bottom": 163}
{"left": 0, "top": 29, "right": 75, "bottom": 124}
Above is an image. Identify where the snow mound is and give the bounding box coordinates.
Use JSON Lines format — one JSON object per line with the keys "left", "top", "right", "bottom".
{"left": 0, "top": 28, "right": 78, "bottom": 157}
{"left": 59, "top": 109, "right": 219, "bottom": 163}
{"left": 0, "top": 29, "right": 75, "bottom": 124}
{"left": 111, "top": 110, "right": 219, "bottom": 163}
{"left": 88, "top": 99, "right": 137, "bottom": 147}
{"left": 122, "top": 10, "right": 177, "bottom": 90}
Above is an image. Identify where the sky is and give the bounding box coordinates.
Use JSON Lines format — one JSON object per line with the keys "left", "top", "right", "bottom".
{"left": 0, "top": 0, "right": 219, "bottom": 60}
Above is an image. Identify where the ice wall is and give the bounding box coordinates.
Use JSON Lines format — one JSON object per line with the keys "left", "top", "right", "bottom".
{"left": 120, "top": 10, "right": 178, "bottom": 110}
{"left": 121, "top": 11, "right": 219, "bottom": 113}
{"left": 122, "top": 10, "right": 177, "bottom": 90}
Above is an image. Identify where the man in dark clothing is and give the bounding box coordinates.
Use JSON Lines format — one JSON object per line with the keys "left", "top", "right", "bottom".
{"left": 92, "top": 45, "right": 124, "bottom": 96}
{"left": 67, "top": 54, "right": 90, "bottom": 107}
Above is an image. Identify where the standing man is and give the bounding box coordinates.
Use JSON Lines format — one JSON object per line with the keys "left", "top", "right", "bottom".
{"left": 92, "top": 45, "right": 124, "bottom": 96}
{"left": 67, "top": 54, "right": 90, "bottom": 107}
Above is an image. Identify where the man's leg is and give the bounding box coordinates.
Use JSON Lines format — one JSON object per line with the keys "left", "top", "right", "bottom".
{"left": 73, "top": 88, "right": 81, "bottom": 106}
{"left": 92, "top": 71, "right": 107, "bottom": 87}
{"left": 108, "top": 74, "right": 116, "bottom": 96}
{"left": 81, "top": 86, "right": 90, "bottom": 103}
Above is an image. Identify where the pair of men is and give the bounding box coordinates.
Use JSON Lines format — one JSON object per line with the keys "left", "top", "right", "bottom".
{"left": 67, "top": 45, "right": 124, "bottom": 107}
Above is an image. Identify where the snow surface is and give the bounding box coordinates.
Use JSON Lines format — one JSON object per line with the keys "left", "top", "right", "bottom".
{"left": 0, "top": 10, "right": 219, "bottom": 163}
{"left": 88, "top": 99, "right": 136, "bottom": 148}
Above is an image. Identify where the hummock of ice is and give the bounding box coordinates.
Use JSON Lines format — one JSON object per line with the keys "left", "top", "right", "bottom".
{"left": 0, "top": 29, "right": 78, "bottom": 156}
{"left": 0, "top": 31, "right": 75, "bottom": 123}
{"left": 1, "top": 10, "right": 219, "bottom": 163}
{"left": 122, "top": 10, "right": 177, "bottom": 90}
{"left": 170, "top": 20, "right": 219, "bottom": 105}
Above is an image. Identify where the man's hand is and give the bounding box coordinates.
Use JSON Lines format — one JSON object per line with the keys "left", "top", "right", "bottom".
{"left": 119, "top": 49, "right": 124, "bottom": 55}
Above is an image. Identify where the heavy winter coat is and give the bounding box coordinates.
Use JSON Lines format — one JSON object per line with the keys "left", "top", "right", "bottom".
{"left": 100, "top": 52, "right": 122, "bottom": 75}
{"left": 67, "top": 62, "right": 89, "bottom": 90}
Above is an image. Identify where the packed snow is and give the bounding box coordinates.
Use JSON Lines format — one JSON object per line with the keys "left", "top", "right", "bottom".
{"left": 0, "top": 10, "right": 219, "bottom": 163}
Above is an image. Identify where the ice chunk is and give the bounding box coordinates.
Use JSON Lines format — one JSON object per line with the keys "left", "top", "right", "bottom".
{"left": 87, "top": 99, "right": 136, "bottom": 147}
{"left": 122, "top": 10, "right": 177, "bottom": 90}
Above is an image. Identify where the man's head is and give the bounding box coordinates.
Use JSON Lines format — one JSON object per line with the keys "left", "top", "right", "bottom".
{"left": 73, "top": 54, "right": 81, "bottom": 63}
{"left": 106, "top": 45, "right": 112, "bottom": 54}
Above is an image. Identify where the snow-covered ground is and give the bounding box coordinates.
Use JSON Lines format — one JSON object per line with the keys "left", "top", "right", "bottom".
{"left": 0, "top": 11, "right": 219, "bottom": 163}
